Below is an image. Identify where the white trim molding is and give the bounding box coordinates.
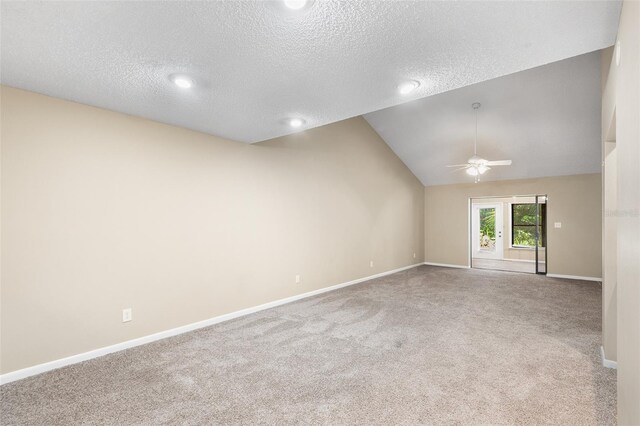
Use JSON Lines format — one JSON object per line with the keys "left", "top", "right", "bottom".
{"left": 423, "top": 262, "right": 470, "bottom": 269}
{"left": 600, "top": 346, "right": 617, "bottom": 369}
{"left": 0, "top": 263, "right": 422, "bottom": 385}
{"left": 500, "top": 258, "right": 538, "bottom": 263}
{"left": 546, "top": 273, "right": 602, "bottom": 282}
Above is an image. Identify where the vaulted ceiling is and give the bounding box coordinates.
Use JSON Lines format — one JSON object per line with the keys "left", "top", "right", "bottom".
{"left": 1, "top": 1, "right": 621, "bottom": 144}
{"left": 364, "top": 52, "right": 603, "bottom": 186}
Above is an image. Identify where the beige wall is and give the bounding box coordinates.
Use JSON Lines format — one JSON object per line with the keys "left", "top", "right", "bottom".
{"left": 425, "top": 174, "right": 602, "bottom": 278}
{"left": 611, "top": 1, "right": 640, "bottom": 423}
{"left": 0, "top": 86, "right": 425, "bottom": 374}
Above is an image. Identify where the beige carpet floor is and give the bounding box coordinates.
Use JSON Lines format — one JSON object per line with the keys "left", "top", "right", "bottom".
{"left": 0, "top": 265, "right": 616, "bottom": 425}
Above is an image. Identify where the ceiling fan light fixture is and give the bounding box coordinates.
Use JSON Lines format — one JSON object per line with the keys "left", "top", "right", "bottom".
{"left": 445, "top": 102, "right": 512, "bottom": 181}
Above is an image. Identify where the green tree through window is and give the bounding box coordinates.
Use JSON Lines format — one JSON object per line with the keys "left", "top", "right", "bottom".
{"left": 511, "top": 204, "right": 546, "bottom": 247}
{"left": 479, "top": 208, "right": 496, "bottom": 249}
{"left": 480, "top": 208, "right": 496, "bottom": 239}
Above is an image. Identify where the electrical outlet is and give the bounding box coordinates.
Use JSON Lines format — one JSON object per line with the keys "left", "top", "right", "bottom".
{"left": 413, "top": 253, "right": 416, "bottom": 259}
{"left": 554, "top": 222, "right": 562, "bottom": 229}
{"left": 295, "top": 274, "right": 301, "bottom": 284}
{"left": 122, "top": 308, "right": 132, "bottom": 323}
{"left": 370, "top": 260, "right": 374, "bottom": 268}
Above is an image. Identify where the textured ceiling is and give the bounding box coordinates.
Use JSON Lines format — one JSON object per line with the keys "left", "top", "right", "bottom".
{"left": 1, "top": 1, "right": 621, "bottom": 143}
{"left": 364, "top": 52, "right": 603, "bottom": 186}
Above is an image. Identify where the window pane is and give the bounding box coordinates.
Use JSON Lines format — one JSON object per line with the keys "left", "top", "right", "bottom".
{"left": 479, "top": 207, "right": 496, "bottom": 250}
{"left": 513, "top": 204, "right": 537, "bottom": 225}
{"left": 513, "top": 226, "right": 540, "bottom": 247}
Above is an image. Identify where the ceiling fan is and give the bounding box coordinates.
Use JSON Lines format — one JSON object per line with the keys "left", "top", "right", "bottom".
{"left": 447, "top": 102, "right": 512, "bottom": 183}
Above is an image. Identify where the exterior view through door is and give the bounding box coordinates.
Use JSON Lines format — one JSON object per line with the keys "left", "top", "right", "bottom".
{"left": 471, "top": 195, "right": 547, "bottom": 274}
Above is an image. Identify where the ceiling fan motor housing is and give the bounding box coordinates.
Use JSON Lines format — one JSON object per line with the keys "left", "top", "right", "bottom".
{"left": 468, "top": 155, "right": 488, "bottom": 165}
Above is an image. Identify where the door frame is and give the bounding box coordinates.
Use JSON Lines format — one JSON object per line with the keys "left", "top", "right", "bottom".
{"left": 469, "top": 194, "right": 548, "bottom": 275}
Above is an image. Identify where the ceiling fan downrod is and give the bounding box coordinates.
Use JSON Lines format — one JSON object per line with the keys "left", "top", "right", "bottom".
{"left": 472, "top": 102, "right": 480, "bottom": 158}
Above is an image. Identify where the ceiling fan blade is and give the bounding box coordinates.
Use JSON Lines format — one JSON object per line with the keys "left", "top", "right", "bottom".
{"left": 448, "top": 165, "right": 471, "bottom": 173}
{"left": 446, "top": 164, "right": 470, "bottom": 168}
{"left": 485, "top": 160, "right": 512, "bottom": 166}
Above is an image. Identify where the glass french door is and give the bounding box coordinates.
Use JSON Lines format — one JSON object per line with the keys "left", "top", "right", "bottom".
{"left": 472, "top": 204, "right": 503, "bottom": 260}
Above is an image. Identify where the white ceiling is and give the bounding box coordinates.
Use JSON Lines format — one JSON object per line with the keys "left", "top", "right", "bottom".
{"left": 364, "top": 51, "right": 603, "bottom": 186}
{"left": 1, "top": 1, "right": 620, "bottom": 143}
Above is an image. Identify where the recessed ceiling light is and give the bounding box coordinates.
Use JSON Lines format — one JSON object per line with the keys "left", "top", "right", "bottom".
{"left": 398, "top": 80, "right": 420, "bottom": 95}
{"left": 170, "top": 74, "right": 194, "bottom": 89}
{"left": 288, "top": 117, "right": 305, "bottom": 128}
{"left": 283, "top": 0, "right": 308, "bottom": 10}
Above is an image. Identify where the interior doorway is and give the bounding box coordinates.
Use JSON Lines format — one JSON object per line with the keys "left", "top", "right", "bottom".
{"left": 470, "top": 195, "right": 547, "bottom": 274}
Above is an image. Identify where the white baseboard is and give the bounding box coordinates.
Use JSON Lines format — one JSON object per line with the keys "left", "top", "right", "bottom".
{"left": 423, "top": 262, "right": 470, "bottom": 269}
{"left": 546, "top": 273, "right": 602, "bottom": 282}
{"left": 600, "top": 346, "right": 617, "bottom": 369}
{"left": 0, "top": 263, "right": 422, "bottom": 386}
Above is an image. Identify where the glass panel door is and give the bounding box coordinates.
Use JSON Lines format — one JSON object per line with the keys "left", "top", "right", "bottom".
{"left": 472, "top": 204, "right": 503, "bottom": 260}
{"left": 535, "top": 195, "right": 547, "bottom": 274}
